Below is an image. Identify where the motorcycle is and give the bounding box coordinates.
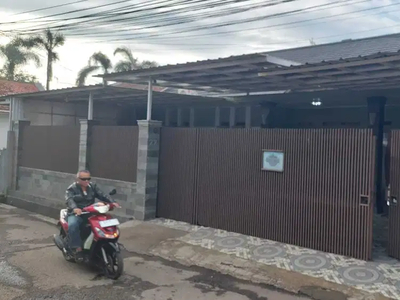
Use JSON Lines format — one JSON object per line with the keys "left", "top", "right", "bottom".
{"left": 53, "top": 189, "right": 124, "bottom": 279}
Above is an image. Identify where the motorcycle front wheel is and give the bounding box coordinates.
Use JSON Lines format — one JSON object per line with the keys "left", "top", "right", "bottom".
{"left": 103, "top": 252, "right": 124, "bottom": 280}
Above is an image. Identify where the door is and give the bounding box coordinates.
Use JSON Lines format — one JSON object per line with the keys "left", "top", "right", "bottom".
{"left": 388, "top": 130, "right": 400, "bottom": 258}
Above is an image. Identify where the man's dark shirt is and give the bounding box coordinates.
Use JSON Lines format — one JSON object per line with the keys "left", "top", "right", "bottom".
{"left": 65, "top": 182, "right": 114, "bottom": 213}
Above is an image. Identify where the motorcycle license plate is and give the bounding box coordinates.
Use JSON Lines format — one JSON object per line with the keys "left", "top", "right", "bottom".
{"left": 99, "top": 219, "right": 120, "bottom": 228}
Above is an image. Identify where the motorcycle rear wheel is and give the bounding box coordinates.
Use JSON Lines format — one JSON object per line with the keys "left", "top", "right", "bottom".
{"left": 60, "top": 231, "right": 75, "bottom": 263}
{"left": 103, "top": 252, "right": 124, "bottom": 280}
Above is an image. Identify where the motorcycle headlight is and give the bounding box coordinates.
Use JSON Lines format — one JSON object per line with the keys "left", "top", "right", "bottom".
{"left": 95, "top": 227, "right": 105, "bottom": 237}
{"left": 95, "top": 227, "right": 118, "bottom": 239}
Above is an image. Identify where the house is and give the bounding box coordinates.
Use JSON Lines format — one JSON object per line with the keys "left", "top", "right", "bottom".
{"left": 0, "top": 79, "right": 43, "bottom": 148}
{"left": 3, "top": 33, "right": 400, "bottom": 261}
{"left": 5, "top": 32, "right": 400, "bottom": 128}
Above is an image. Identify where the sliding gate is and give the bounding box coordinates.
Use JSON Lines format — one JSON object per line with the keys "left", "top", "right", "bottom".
{"left": 157, "top": 128, "right": 376, "bottom": 260}
{"left": 388, "top": 130, "right": 400, "bottom": 259}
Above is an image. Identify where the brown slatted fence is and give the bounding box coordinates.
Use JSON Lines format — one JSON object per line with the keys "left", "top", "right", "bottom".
{"left": 388, "top": 130, "right": 400, "bottom": 259}
{"left": 157, "top": 128, "right": 198, "bottom": 223}
{"left": 88, "top": 126, "right": 138, "bottom": 182}
{"left": 157, "top": 128, "right": 376, "bottom": 260}
{"left": 19, "top": 125, "right": 80, "bottom": 174}
{"left": 195, "top": 128, "right": 375, "bottom": 260}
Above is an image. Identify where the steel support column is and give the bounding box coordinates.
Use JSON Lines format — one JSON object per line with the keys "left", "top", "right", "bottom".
{"left": 147, "top": 78, "right": 153, "bottom": 121}
{"left": 215, "top": 107, "right": 220, "bottom": 128}
{"left": 368, "top": 96, "right": 387, "bottom": 214}
{"left": 88, "top": 92, "right": 93, "bottom": 120}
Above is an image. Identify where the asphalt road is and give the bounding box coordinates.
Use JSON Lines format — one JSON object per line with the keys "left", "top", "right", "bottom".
{"left": 0, "top": 204, "right": 310, "bottom": 300}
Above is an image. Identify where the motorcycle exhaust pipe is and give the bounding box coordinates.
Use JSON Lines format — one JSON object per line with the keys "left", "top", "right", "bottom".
{"left": 53, "top": 234, "right": 65, "bottom": 250}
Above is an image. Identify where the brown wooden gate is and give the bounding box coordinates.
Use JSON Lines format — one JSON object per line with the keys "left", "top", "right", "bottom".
{"left": 158, "top": 128, "right": 376, "bottom": 260}
{"left": 388, "top": 130, "right": 400, "bottom": 259}
{"left": 157, "top": 128, "right": 198, "bottom": 224}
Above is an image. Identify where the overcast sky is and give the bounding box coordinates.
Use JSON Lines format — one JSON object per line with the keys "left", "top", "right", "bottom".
{"left": 0, "top": 0, "right": 399, "bottom": 89}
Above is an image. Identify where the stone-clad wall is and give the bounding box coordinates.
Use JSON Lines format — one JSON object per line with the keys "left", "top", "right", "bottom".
{"left": 135, "top": 120, "right": 161, "bottom": 220}
{"left": 17, "top": 167, "right": 136, "bottom": 220}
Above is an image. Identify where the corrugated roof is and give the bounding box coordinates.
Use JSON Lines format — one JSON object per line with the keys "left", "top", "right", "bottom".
{"left": 268, "top": 33, "right": 400, "bottom": 64}
{"left": 0, "top": 83, "right": 225, "bottom": 106}
{"left": 0, "top": 79, "right": 40, "bottom": 97}
{"left": 101, "top": 51, "right": 400, "bottom": 94}
{"left": 0, "top": 84, "right": 104, "bottom": 99}
{"left": 102, "top": 33, "right": 400, "bottom": 81}
{"left": 100, "top": 53, "right": 275, "bottom": 80}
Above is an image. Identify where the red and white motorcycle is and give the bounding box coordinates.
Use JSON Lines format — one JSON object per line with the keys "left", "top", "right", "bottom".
{"left": 53, "top": 189, "right": 123, "bottom": 279}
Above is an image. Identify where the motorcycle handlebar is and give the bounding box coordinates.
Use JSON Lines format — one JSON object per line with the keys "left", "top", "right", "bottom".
{"left": 74, "top": 202, "right": 120, "bottom": 216}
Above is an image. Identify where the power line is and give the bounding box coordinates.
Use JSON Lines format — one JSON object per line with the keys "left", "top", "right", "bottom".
{"left": 33, "top": 0, "right": 387, "bottom": 48}
{"left": 9, "top": 0, "right": 88, "bottom": 17}
{"left": 109, "top": 0, "right": 395, "bottom": 41}
{"left": 0, "top": 0, "right": 135, "bottom": 25}
{"left": 1, "top": 0, "right": 245, "bottom": 26}
{"left": 94, "top": 4, "right": 399, "bottom": 45}
{"left": 56, "top": 0, "right": 351, "bottom": 37}
{"left": 121, "top": 0, "right": 398, "bottom": 42}
{"left": 3, "top": 0, "right": 361, "bottom": 39}
{"left": 4, "top": 1, "right": 398, "bottom": 88}
{"left": 0, "top": 0, "right": 219, "bottom": 35}
{"left": 32, "top": 0, "right": 385, "bottom": 43}
{"left": 17, "top": 0, "right": 202, "bottom": 32}
{"left": 1, "top": 0, "right": 396, "bottom": 51}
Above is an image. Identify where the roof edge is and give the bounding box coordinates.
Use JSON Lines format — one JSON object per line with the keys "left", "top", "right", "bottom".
{"left": 268, "top": 32, "right": 400, "bottom": 55}
{"left": 0, "top": 84, "right": 104, "bottom": 100}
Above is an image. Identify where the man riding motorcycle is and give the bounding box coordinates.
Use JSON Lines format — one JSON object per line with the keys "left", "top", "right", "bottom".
{"left": 65, "top": 170, "right": 120, "bottom": 262}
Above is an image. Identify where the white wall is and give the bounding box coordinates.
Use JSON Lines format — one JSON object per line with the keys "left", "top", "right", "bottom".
{"left": 23, "top": 99, "right": 118, "bottom": 126}
{"left": 0, "top": 113, "right": 8, "bottom": 149}
{"left": 24, "top": 99, "right": 82, "bottom": 125}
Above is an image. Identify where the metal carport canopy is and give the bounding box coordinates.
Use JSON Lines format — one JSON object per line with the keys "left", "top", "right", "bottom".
{"left": 0, "top": 83, "right": 226, "bottom": 106}
{"left": 99, "top": 51, "right": 400, "bottom": 95}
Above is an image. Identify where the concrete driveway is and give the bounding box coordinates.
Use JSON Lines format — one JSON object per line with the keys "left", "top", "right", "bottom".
{"left": 0, "top": 204, "right": 310, "bottom": 300}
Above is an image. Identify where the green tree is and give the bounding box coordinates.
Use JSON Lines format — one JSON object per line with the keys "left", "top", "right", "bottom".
{"left": 76, "top": 52, "right": 113, "bottom": 86}
{"left": 113, "top": 46, "right": 158, "bottom": 72}
{"left": 20, "top": 29, "right": 65, "bottom": 90}
{"left": 0, "top": 39, "right": 41, "bottom": 81}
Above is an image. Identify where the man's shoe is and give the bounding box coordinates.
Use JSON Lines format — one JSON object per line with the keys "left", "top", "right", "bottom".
{"left": 74, "top": 250, "right": 84, "bottom": 263}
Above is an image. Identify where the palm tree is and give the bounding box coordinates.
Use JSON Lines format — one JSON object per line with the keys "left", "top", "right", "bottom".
{"left": 114, "top": 47, "right": 158, "bottom": 72}
{"left": 76, "top": 48, "right": 158, "bottom": 86}
{"left": 76, "top": 52, "right": 113, "bottom": 86}
{"left": 0, "top": 40, "right": 41, "bottom": 81}
{"left": 20, "top": 29, "right": 65, "bottom": 90}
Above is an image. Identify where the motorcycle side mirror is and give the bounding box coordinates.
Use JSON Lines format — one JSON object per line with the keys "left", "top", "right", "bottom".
{"left": 109, "top": 189, "right": 117, "bottom": 196}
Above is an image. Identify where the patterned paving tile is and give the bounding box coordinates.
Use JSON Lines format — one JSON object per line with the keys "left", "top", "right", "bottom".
{"left": 148, "top": 218, "right": 400, "bottom": 299}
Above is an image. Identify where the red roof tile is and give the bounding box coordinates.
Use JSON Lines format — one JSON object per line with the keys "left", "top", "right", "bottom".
{"left": 0, "top": 79, "right": 39, "bottom": 97}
